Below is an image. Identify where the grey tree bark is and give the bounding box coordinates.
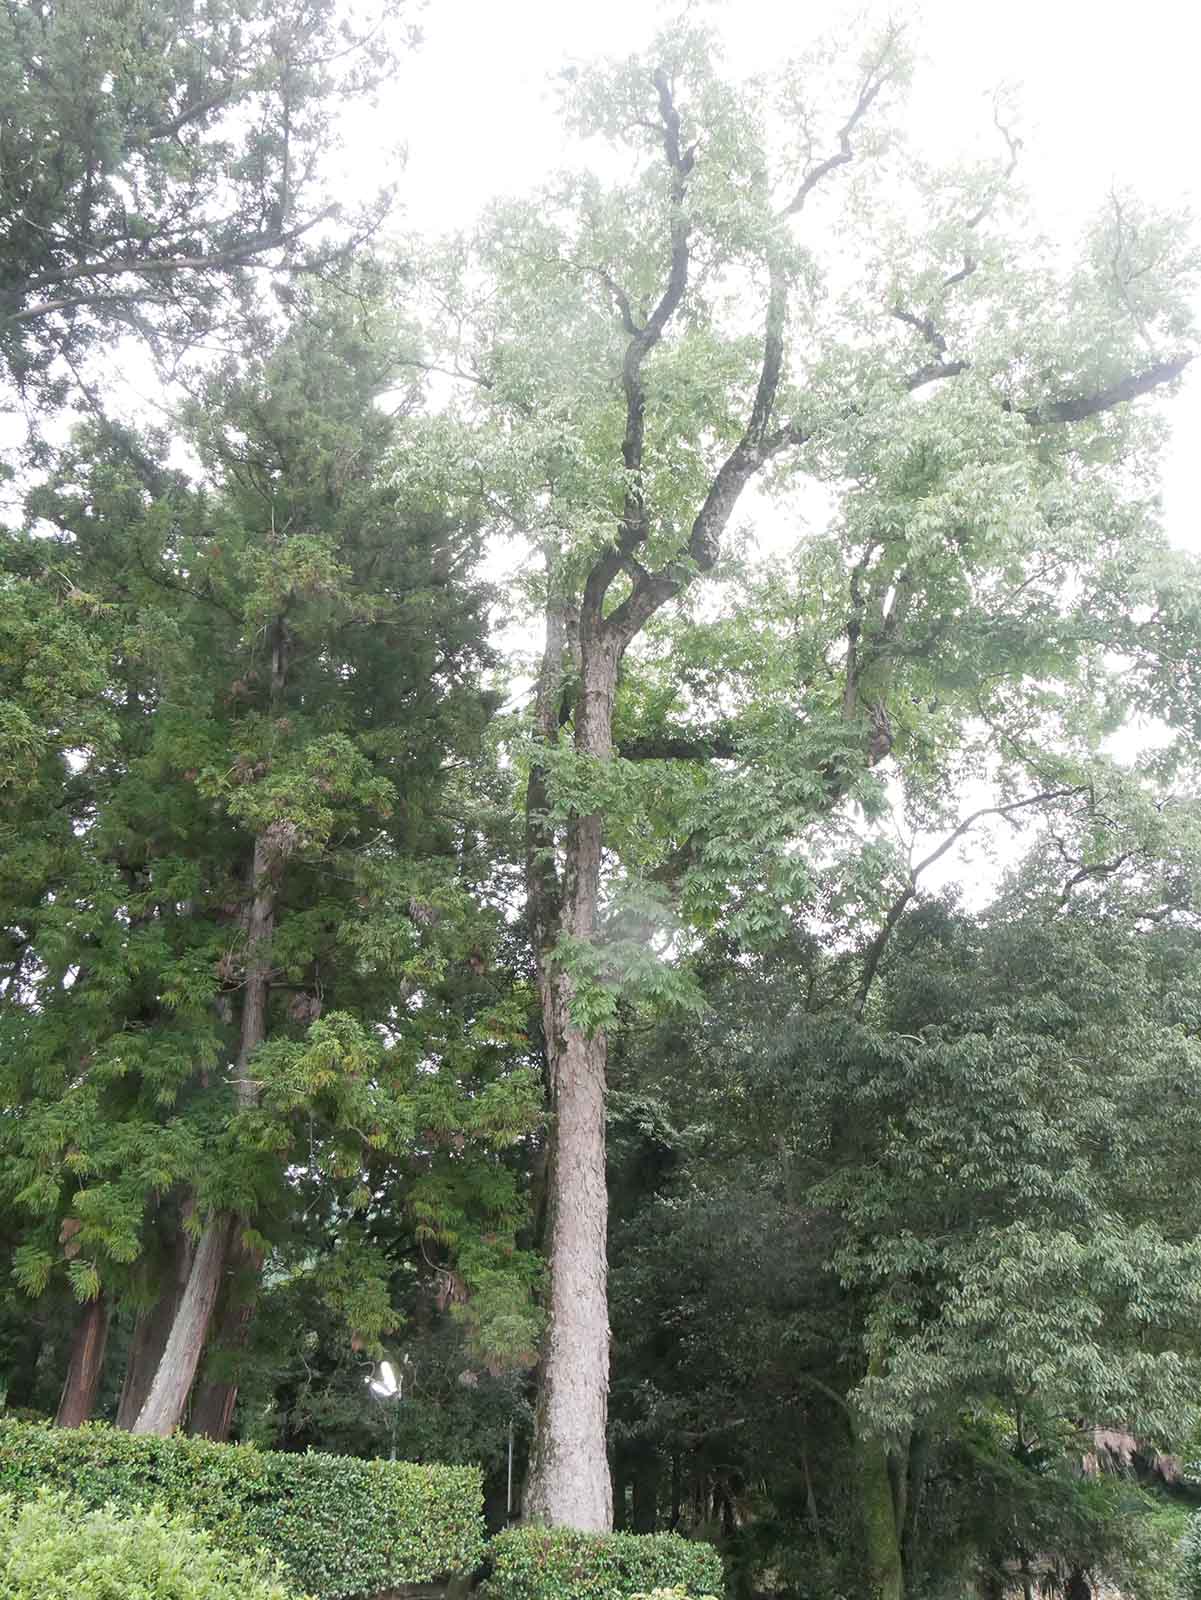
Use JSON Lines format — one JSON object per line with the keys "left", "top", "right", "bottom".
{"left": 116, "top": 1208, "right": 196, "bottom": 1428}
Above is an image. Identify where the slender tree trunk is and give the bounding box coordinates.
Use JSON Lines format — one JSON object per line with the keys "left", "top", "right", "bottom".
{"left": 901, "top": 1429, "right": 929, "bottom": 1590}
{"left": 524, "top": 628, "right": 618, "bottom": 1532}
{"left": 853, "top": 1420, "right": 905, "bottom": 1600}
{"left": 132, "top": 624, "right": 286, "bottom": 1438}
{"left": 55, "top": 1293, "right": 110, "bottom": 1427}
{"left": 631, "top": 1450, "right": 660, "bottom": 1533}
{"left": 612, "top": 1467, "right": 629, "bottom": 1531}
{"left": 117, "top": 1210, "right": 196, "bottom": 1428}
{"left": 523, "top": 985, "right": 612, "bottom": 1527}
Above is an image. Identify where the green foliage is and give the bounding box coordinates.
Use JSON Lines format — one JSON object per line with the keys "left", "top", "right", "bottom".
{"left": 0, "top": 0, "right": 413, "bottom": 411}
{"left": 0, "top": 1490, "right": 301, "bottom": 1600}
{"left": 0, "top": 273, "right": 542, "bottom": 1397}
{"left": 1178, "top": 1510, "right": 1201, "bottom": 1600}
{"left": 0, "top": 1419, "right": 485, "bottom": 1600}
{"left": 485, "top": 1528, "right": 724, "bottom": 1600}
{"left": 630, "top": 1589, "right": 718, "bottom": 1600}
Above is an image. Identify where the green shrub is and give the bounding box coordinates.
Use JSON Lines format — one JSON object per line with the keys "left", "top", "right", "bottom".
{"left": 0, "top": 1419, "right": 485, "bottom": 1600}
{"left": 1178, "top": 1512, "right": 1201, "bottom": 1599}
{"left": 0, "top": 1490, "right": 302, "bottom": 1600}
{"left": 630, "top": 1588, "right": 720, "bottom": 1600}
{"left": 485, "top": 1527, "right": 725, "bottom": 1600}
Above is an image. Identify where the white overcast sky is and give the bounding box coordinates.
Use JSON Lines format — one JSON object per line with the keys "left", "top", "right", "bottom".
{"left": 362, "top": 0, "right": 1200, "bottom": 555}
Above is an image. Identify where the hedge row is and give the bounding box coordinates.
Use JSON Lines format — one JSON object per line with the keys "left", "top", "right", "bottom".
{"left": 0, "top": 1490, "right": 300, "bottom": 1600}
{"left": 0, "top": 1419, "right": 486, "bottom": 1600}
{"left": 485, "top": 1526, "right": 725, "bottom": 1600}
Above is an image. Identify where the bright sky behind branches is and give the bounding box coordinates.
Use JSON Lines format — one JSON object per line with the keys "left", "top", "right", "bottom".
{"left": 366, "top": 0, "right": 1199, "bottom": 552}
{"left": 356, "top": 0, "right": 1201, "bottom": 896}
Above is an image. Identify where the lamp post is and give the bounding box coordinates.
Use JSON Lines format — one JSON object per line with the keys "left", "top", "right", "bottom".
{"left": 365, "top": 1357, "right": 404, "bottom": 1461}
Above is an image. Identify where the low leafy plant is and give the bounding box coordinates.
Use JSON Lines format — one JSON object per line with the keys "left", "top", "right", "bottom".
{"left": 0, "top": 1490, "right": 302, "bottom": 1600}
{"left": 1176, "top": 1511, "right": 1201, "bottom": 1600}
{"left": 485, "top": 1527, "right": 724, "bottom": 1600}
{"left": 630, "top": 1587, "right": 720, "bottom": 1600}
{"left": 0, "top": 1419, "right": 485, "bottom": 1600}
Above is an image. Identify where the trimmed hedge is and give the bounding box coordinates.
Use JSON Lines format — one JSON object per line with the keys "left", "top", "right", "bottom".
{"left": 0, "top": 1419, "right": 485, "bottom": 1600}
{"left": 485, "top": 1527, "right": 725, "bottom": 1600}
{"left": 0, "top": 1489, "right": 301, "bottom": 1600}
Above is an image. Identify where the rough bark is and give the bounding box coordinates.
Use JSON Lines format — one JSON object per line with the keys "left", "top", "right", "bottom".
{"left": 130, "top": 1213, "right": 236, "bottom": 1436}
{"left": 116, "top": 1213, "right": 196, "bottom": 1428}
{"left": 524, "top": 630, "right": 618, "bottom": 1532}
{"left": 187, "top": 1236, "right": 264, "bottom": 1441}
{"left": 55, "top": 1293, "right": 110, "bottom": 1428}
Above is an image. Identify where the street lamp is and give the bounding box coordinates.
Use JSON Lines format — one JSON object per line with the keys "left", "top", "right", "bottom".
{"left": 365, "top": 1357, "right": 406, "bottom": 1460}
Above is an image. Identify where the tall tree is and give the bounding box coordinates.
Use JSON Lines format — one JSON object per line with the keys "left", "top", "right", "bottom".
{"left": 0, "top": 0, "right": 412, "bottom": 419}
{"left": 0, "top": 277, "right": 539, "bottom": 1436}
{"left": 429, "top": 22, "right": 1195, "bottom": 1527}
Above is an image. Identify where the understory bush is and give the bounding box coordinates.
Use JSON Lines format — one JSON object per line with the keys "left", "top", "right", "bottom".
{"left": 0, "top": 1490, "right": 301, "bottom": 1600}
{"left": 485, "top": 1527, "right": 724, "bottom": 1600}
{"left": 0, "top": 1419, "right": 485, "bottom": 1600}
{"left": 1178, "top": 1511, "right": 1201, "bottom": 1599}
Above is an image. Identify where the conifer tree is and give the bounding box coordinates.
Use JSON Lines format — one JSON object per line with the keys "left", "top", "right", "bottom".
{"left": 0, "top": 280, "right": 540, "bottom": 1435}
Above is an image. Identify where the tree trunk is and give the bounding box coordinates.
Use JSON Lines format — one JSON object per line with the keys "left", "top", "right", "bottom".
{"left": 131, "top": 1212, "right": 236, "bottom": 1435}
{"left": 631, "top": 1450, "right": 660, "bottom": 1533}
{"left": 55, "top": 1293, "right": 110, "bottom": 1427}
{"left": 186, "top": 1364, "right": 239, "bottom": 1442}
{"left": 187, "top": 1237, "right": 263, "bottom": 1441}
{"left": 853, "top": 1420, "right": 905, "bottom": 1600}
{"left": 900, "top": 1429, "right": 929, "bottom": 1590}
{"left": 523, "top": 624, "right": 617, "bottom": 1532}
{"left": 117, "top": 1210, "right": 196, "bottom": 1428}
{"left": 522, "top": 999, "right": 612, "bottom": 1529}
{"left": 132, "top": 622, "right": 286, "bottom": 1438}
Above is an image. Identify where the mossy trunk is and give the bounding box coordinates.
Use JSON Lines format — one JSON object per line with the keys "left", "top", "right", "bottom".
{"left": 853, "top": 1420, "right": 904, "bottom": 1600}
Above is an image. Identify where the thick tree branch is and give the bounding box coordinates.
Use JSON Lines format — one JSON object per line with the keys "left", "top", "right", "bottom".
{"left": 891, "top": 305, "right": 947, "bottom": 357}
{"left": 1020, "top": 355, "right": 1193, "bottom": 423}
{"left": 143, "top": 81, "right": 247, "bottom": 140}
{"left": 582, "top": 69, "right": 695, "bottom": 629}
{"left": 17, "top": 205, "right": 337, "bottom": 303}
